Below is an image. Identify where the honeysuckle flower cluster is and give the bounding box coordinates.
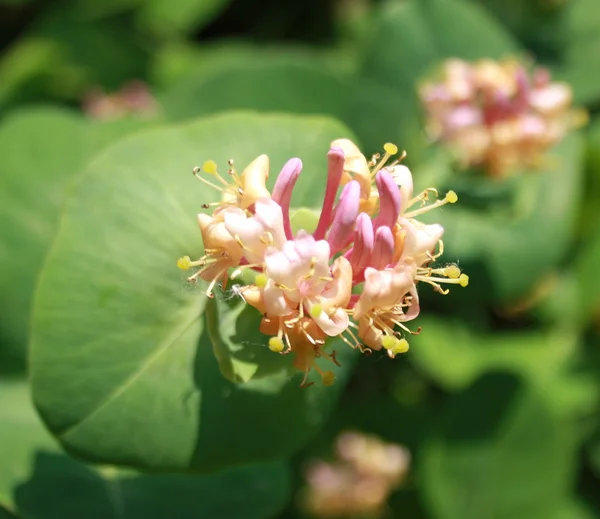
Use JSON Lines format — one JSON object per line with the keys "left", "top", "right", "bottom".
{"left": 177, "top": 140, "right": 468, "bottom": 386}
{"left": 419, "top": 58, "right": 584, "bottom": 177}
{"left": 302, "top": 431, "right": 410, "bottom": 518}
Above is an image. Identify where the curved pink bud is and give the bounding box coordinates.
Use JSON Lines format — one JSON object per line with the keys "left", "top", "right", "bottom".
{"left": 272, "top": 158, "right": 302, "bottom": 240}
{"left": 313, "top": 147, "right": 345, "bottom": 240}
{"left": 327, "top": 180, "right": 360, "bottom": 255}
{"left": 347, "top": 212, "right": 374, "bottom": 273}
{"left": 371, "top": 225, "right": 394, "bottom": 270}
{"left": 374, "top": 170, "right": 401, "bottom": 230}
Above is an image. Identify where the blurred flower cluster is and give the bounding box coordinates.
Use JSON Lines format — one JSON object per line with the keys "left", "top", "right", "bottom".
{"left": 302, "top": 431, "right": 411, "bottom": 518}
{"left": 82, "top": 80, "right": 158, "bottom": 120}
{"left": 178, "top": 140, "right": 468, "bottom": 385}
{"left": 419, "top": 58, "right": 585, "bottom": 177}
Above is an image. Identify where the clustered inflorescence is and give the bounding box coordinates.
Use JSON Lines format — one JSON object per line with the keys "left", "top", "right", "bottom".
{"left": 302, "top": 431, "right": 410, "bottom": 518}
{"left": 178, "top": 139, "right": 468, "bottom": 386}
{"left": 419, "top": 58, "right": 584, "bottom": 177}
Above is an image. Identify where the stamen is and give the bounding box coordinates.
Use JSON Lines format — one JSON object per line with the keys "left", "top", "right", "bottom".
{"left": 300, "top": 324, "right": 317, "bottom": 345}
{"left": 229, "top": 263, "right": 262, "bottom": 280}
{"left": 177, "top": 256, "right": 192, "bottom": 270}
{"left": 303, "top": 257, "right": 317, "bottom": 279}
{"left": 205, "top": 268, "right": 227, "bottom": 298}
{"left": 371, "top": 143, "right": 397, "bottom": 177}
{"left": 259, "top": 232, "right": 274, "bottom": 245}
{"left": 310, "top": 303, "right": 323, "bottom": 318}
{"left": 283, "top": 328, "right": 293, "bottom": 353}
{"left": 416, "top": 274, "right": 468, "bottom": 286}
{"left": 193, "top": 167, "right": 225, "bottom": 192}
{"left": 269, "top": 336, "right": 284, "bottom": 353}
{"left": 403, "top": 191, "right": 458, "bottom": 219}
{"left": 416, "top": 277, "right": 451, "bottom": 295}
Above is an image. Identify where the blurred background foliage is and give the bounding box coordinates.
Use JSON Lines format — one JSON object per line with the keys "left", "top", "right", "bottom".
{"left": 2, "top": 0, "right": 600, "bottom": 518}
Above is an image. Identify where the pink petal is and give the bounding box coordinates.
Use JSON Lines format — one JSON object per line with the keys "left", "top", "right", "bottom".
{"left": 313, "top": 147, "right": 345, "bottom": 240}
{"left": 327, "top": 180, "right": 360, "bottom": 255}
{"left": 371, "top": 226, "right": 394, "bottom": 270}
{"left": 347, "top": 212, "right": 374, "bottom": 273}
{"left": 374, "top": 170, "right": 401, "bottom": 229}
{"left": 272, "top": 158, "right": 302, "bottom": 240}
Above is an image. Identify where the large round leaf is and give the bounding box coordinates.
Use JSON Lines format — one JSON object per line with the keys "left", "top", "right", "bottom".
{"left": 159, "top": 57, "right": 351, "bottom": 126}
{"left": 30, "top": 112, "right": 358, "bottom": 472}
{"left": 0, "top": 109, "right": 91, "bottom": 371}
{"left": 0, "top": 379, "right": 290, "bottom": 519}
{"left": 421, "top": 372, "right": 581, "bottom": 519}
{"left": 0, "top": 108, "right": 161, "bottom": 373}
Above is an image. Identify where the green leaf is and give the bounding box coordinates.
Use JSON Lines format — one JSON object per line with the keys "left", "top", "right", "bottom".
{"left": 0, "top": 379, "right": 291, "bottom": 518}
{"left": 421, "top": 372, "right": 581, "bottom": 519}
{"left": 575, "top": 228, "right": 600, "bottom": 323}
{"left": 0, "top": 108, "right": 161, "bottom": 373}
{"left": 30, "top": 112, "right": 358, "bottom": 472}
{"left": 0, "top": 108, "right": 91, "bottom": 370}
{"left": 410, "top": 317, "right": 597, "bottom": 420}
{"left": 558, "top": 0, "right": 600, "bottom": 105}
{"left": 419, "top": 132, "right": 585, "bottom": 304}
{"left": 0, "top": 14, "right": 150, "bottom": 108}
{"left": 151, "top": 41, "right": 356, "bottom": 90}
{"left": 159, "top": 57, "right": 351, "bottom": 125}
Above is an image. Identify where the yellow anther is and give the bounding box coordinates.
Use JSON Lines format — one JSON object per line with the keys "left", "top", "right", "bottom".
{"left": 445, "top": 264, "right": 461, "bottom": 279}
{"left": 446, "top": 190, "right": 458, "bottom": 203}
{"left": 381, "top": 335, "right": 397, "bottom": 350}
{"left": 310, "top": 304, "right": 323, "bottom": 318}
{"left": 268, "top": 337, "right": 284, "bottom": 353}
{"left": 321, "top": 370, "right": 336, "bottom": 386}
{"left": 391, "top": 339, "right": 409, "bottom": 355}
{"left": 177, "top": 256, "right": 191, "bottom": 270}
{"left": 383, "top": 142, "right": 398, "bottom": 155}
{"left": 255, "top": 273, "right": 268, "bottom": 288}
{"left": 202, "top": 160, "right": 218, "bottom": 175}
{"left": 459, "top": 274, "right": 469, "bottom": 287}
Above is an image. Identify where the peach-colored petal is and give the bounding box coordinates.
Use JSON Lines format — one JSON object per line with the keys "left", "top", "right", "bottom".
{"left": 321, "top": 256, "right": 353, "bottom": 311}
{"left": 330, "top": 138, "right": 372, "bottom": 198}
{"left": 239, "top": 154, "right": 271, "bottom": 209}
{"left": 399, "top": 219, "right": 444, "bottom": 266}
{"left": 197, "top": 212, "right": 243, "bottom": 263}
{"left": 241, "top": 285, "right": 266, "bottom": 314}
{"left": 357, "top": 316, "right": 384, "bottom": 350}
{"left": 353, "top": 264, "right": 416, "bottom": 320}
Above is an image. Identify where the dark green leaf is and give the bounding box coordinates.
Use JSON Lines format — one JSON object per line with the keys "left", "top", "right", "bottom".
{"left": 0, "top": 379, "right": 291, "bottom": 519}
{"left": 421, "top": 372, "right": 581, "bottom": 519}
